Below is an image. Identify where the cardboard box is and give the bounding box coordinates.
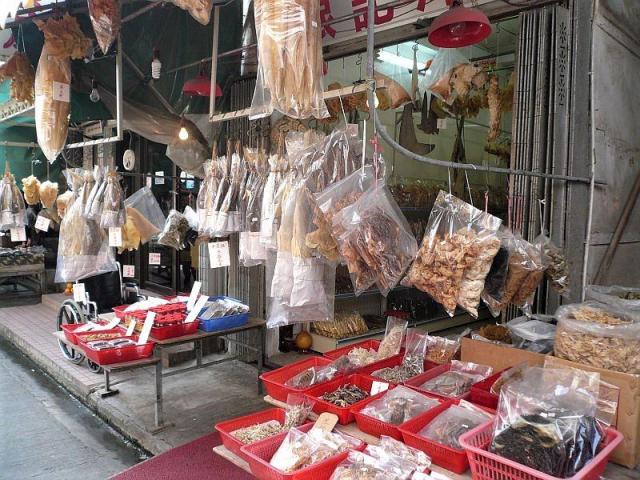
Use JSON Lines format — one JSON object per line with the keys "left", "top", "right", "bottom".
{"left": 461, "top": 337, "right": 640, "bottom": 468}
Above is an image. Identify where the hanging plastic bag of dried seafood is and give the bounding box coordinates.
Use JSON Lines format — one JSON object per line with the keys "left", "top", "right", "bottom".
{"left": 0, "top": 52, "right": 35, "bottom": 104}
{"left": 100, "top": 169, "right": 126, "bottom": 228}
{"left": 22, "top": 175, "right": 41, "bottom": 206}
{"left": 165, "top": 119, "right": 210, "bottom": 179}
{"left": 423, "top": 49, "right": 486, "bottom": 105}
{"left": 124, "top": 187, "right": 165, "bottom": 242}
{"left": 35, "top": 15, "right": 92, "bottom": 163}
{"left": 56, "top": 191, "right": 74, "bottom": 219}
{"left": 535, "top": 233, "right": 570, "bottom": 296}
{"left": 0, "top": 165, "right": 25, "bottom": 230}
{"left": 39, "top": 181, "right": 58, "bottom": 209}
{"left": 165, "top": 0, "right": 213, "bottom": 25}
{"left": 157, "top": 210, "right": 190, "bottom": 250}
{"left": 251, "top": 0, "right": 329, "bottom": 120}
{"left": 87, "top": 0, "right": 121, "bottom": 54}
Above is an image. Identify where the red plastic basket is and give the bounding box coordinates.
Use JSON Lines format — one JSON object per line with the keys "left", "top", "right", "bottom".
{"left": 150, "top": 320, "right": 200, "bottom": 340}
{"left": 469, "top": 371, "right": 504, "bottom": 410}
{"left": 460, "top": 422, "right": 623, "bottom": 480}
{"left": 323, "top": 340, "right": 404, "bottom": 376}
{"left": 351, "top": 387, "right": 445, "bottom": 440}
{"left": 216, "top": 408, "right": 303, "bottom": 461}
{"left": 112, "top": 304, "right": 131, "bottom": 320}
{"left": 62, "top": 326, "right": 123, "bottom": 346}
{"left": 304, "top": 374, "right": 382, "bottom": 425}
{"left": 240, "top": 423, "right": 365, "bottom": 480}
{"left": 260, "top": 357, "right": 336, "bottom": 402}
{"left": 399, "top": 401, "right": 494, "bottom": 474}
{"left": 76, "top": 333, "right": 155, "bottom": 365}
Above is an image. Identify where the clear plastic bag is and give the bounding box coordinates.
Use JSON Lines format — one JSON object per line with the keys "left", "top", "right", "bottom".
{"left": 401, "top": 329, "right": 429, "bottom": 376}
{"left": 376, "top": 316, "right": 408, "bottom": 360}
{"left": 511, "top": 237, "right": 547, "bottom": 311}
{"left": 490, "top": 367, "right": 603, "bottom": 478}
{"left": 166, "top": 133, "right": 209, "bottom": 179}
{"left": 260, "top": 153, "right": 288, "bottom": 249}
{"left": 166, "top": 0, "right": 213, "bottom": 25}
{"left": 0, "top": 168, "right": 26, "bottom": 230}
{"left": 333, "top": 183, "right": 417, "bottom": 296}
{"left": 283, "top": 393, "right": 315, "bottom": 429}
{"left": 404, "top": 191, "right": 495, "bottom": 316}
{"left": 35, "top": 45, "right": 70, "bottom": 163}
{"left": 87, "top": 0, "right": 121, "bottom": 54}
{"left": 423, "top": 49, "right": 470, "bottom": 104}
{"left": 100, "top": 170, "right": 126, "bottom": 229}
{"left": 284, "top": 358, "right": 343, "bottom": 389}
{"left": 506, "top": 315, "right": 556, "bottom": 353}
{"left": 419, "top": 402, "right": 492, "bottom": 449}
{"left": 481, "top": 234, "right": 510, "bottom": 314}
{"left": 124, "top": 187, "right": 166, "bottom": 231}
{"left": 360, "top": 386, "right": 440, "bottom": 425}
{"left": 157, "top": 210, "right": 190, "bottom": 250}
{"left": 231, "top": 420, "right": 283, "bottom": 445}
{"left": 330, "top": 451, "right": 403, "bottom": 480}
{"left": 367, "top": 435, "right": 431, "bottom": 473}
{"left": 585, "top": 285, "right": 640, "bottom": 312}
{"left": 554, "top": 301, "right": 640, "bottom": 374}
{"left": 536, "top": 234, "right": 569, "bottom": 296}
{"left": 251, "top": 0, "right": 329, "bottom": 120}
{"left": 424, "top": 335, "right": 460, "bottom": 365}
{"left": 419, "top": 361, "right": 493, "bottom": 398}
{"left": 490, "top": 363, "right": 528, "bottom": 396}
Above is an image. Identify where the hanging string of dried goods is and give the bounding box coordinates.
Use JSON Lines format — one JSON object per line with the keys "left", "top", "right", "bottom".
{"left": 0, "top": 52, "right": 35, "bottom": 104}
{"left": 87, "top": 0, "right": 121, "bottom": 54}
{"left": 251, "top": 0, "right": 329, "bottom": 119}
{"left": 35, "top": 15, "right": 91, "bottom": 163}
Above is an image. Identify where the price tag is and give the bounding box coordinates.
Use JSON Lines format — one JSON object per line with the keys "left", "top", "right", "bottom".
{"left": 108, "top": 227, "right": 123, "bottom": 247}
{"left": 186, "top": 281, "right": 202, "bottom": 311}
{"left": 185, "top": 295, "right": 208, "bottom": 323}
{"left": 35, "top": 215, "right": 51, "bottom": 232}
{"left": 146, "top": 176, "right": 152, "bottom": 189}
{"left": 52, "top": 81, "right": 70, "bottom": 102}
{"left": 311, "top": 413, "right": 339, "bottom": 433}
{"left": 137, "top": 312, "right": 156, "bottom": 345}
{"left": 122, "top": 265, "right": 135, "bottom": 278}
{"left": 154, "top": 171, "right": 164, "bottom": 185}
{"left": 437, "top": 118, "right": 448, "bottom": 129}
{"left": 346, "top": 123, "right": 359, "bottom": 136}
{"left": 73, "top": 283, "right": 86, "bottom": 303}
{"left": 149, "top": 252, "right": 161, "bottom": 265}
{"left": 208, "top": 241, "right": 230, "bottom": 268}
{"left": 126, "top": 319, "right": 137, "bottom": 336}
{"left": 10, "top": 227, "right": 26, "bottom": 242}
{"left": 370, "top": 381, "right": 389, "bottom": 395}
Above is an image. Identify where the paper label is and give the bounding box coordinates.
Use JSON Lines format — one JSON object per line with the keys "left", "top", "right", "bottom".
{"left": 208, "top": 241, "right": 230, "bottom": 268}
{"left": 154, "top": 171, "right": 164, "bottom": 185}
{"left": 311, "top": 413, "right": 339, "bottom": 433}
{"left": 10, "top": 227, "right": 26, "bottom": 242}
{"left": 126, "top": 319, "right": 136, "bottom": 336}
{"left": 137, "top": 312, "right": 156, "bottom": 345}
{"left": 52, "top": 81, "right": 70, "bottom": 102}
{"left": 146, "top": 176, "right": 152, "bottom": 189}
{"left": 437, "top": 118, "right": 447, "bottom": 129}
{"left": 73, "top": 283, "right": 86, "bottom": 303}
{"left": 185, "top": 295, "right": 208, "bottom": 323}
{"left": 346, "top": 123, "right": 359, "bottom": 136}
{"left": 109, "top": 227, "right": 123, "bottom": 247}
{"left": 186, "top": 281, "right": 202, "bottom": 311}
{"left": 122, "top": 265, "right": 135, "bottom": 278}
{"left": 35, "top": 215, "right": 51, "bottom": 232}
{"left": 370, "top": 381, "right": 389, "bottom": 395}
{"left": 149, "top": 252, "right": 161, "bottom": 265}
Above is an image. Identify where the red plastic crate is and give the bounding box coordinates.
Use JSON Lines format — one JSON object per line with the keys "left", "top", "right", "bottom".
{"left": 469, "top": 371, "right": 505, "bottom": 410}
{"left": 399, "top": 401, "right": 494, "bottom": 474}
{"left": 76, "top": 333, "right": 155, "bottom": 365}
{"left": 112, "top": 304, "right": 131, "bottom": 320}
{"left": 260, "top": 357, "right": 336, "bottom": 402}
{"left": 62, "top": 326, "right": 123, "bottom": 346}
{"left": 406, "top": 364, "right": 485, "bottom": 401}
{"left": 460, "top": 422, "right": 623, "bottom": 480}
{"left": 351, "top": 387, "right": 445, "bottom": 440}
{"left": 323, "top": 340, "right": 405, "bottom": 376}
{"left": 240, "top": 423, "right": 365, "bottom": 480}
{"left": 150, "top": 320, "right": 200, "bottom": 340}
{"left": 304, "top": 374, "right": 382, "bottom": 425}
{"left": 216, "top": 408, "right": 306, "bottom": 461}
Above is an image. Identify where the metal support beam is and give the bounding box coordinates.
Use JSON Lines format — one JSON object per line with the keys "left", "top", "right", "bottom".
{"left": 122, "top": 52, "right": 177, "bottom": 115}
{"left": 209, "top": 5, "right": 221, "bottom": 120}
{"left": 0, "top": 141, "right": 39, "bottom": 148}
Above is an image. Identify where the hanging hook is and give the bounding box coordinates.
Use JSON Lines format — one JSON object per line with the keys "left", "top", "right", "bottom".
{"left": 465, "top": 170, "right": 473, "bottom": 207}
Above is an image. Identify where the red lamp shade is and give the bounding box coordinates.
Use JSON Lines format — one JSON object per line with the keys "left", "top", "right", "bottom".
{"left": 428, "top": 0, "right": 492, "bottom": 48}
{"left": 182, "top": 74, "right": 223, "bottom": 97}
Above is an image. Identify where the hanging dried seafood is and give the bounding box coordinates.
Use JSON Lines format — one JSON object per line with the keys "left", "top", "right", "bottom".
{"left": 56, "top": 191, "right": 74, "bottom": 219}
{"left": 0, "top": 52, "right": 35, "bottom": 104}
{"left": 88, "top": 0, "right": 121, "bottom": 54}
{"left": 166, "top": 0, "right": 213, "bottom": 25}
{"left": 22, "top": 176, "right": 41, "bottom": 206}
{"left": 487, "top": 75, "right": 501, "bottom": 142}
{"left": 158, "top": 210, "right": 191, "bottom": 250}
{"left": 39, "top": 181, "right": 58, "bottom": 209}
{"left": 35, "top": 14, "right": 92, "bottom": 60}
{"left": 252, "top": 0, "right": 329, "bottom": 119}
{"left": 0, "top": 165, "right": 26, "bottom": 230}
{"left": 100, "top": 170, "right": 126, "bottom": 228}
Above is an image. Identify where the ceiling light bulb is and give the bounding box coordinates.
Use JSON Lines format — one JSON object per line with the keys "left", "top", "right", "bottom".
{"left": 89, "top": 87, "right": 100, "bottom": 103}
{"left": 178, "top": 126, "right": 189, "bottom": 141}
{"left": 366, "top": 93, "right": 380, "bottom": 109}
{"left": 151, "top": 49, "right": 162, "bottom": 80}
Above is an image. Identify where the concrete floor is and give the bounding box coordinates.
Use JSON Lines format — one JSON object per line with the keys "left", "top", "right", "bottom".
{"left": 0, "top": 337, "right": 145, "bottom": 479}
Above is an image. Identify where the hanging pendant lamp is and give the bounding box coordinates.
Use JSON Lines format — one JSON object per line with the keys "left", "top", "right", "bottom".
{"left": 428, "top": 0, "right": 492, "bottom": 48}
{"left": 182, "top": 63, "right": 223, "bottom": 98}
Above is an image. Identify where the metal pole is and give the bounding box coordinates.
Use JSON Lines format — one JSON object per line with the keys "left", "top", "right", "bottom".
{"left": 115, "top": 28, "right": 123, "bottom": 141}
{"left": 123, "top": 52, "right": 177, "bottom": 115}
{"left": 209, "top": 5, "right": 221, "bottom": 120}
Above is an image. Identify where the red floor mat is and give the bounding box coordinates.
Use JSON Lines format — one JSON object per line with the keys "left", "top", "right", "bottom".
{"left": 111, "top": 432, "right": 253, "bottom": 480}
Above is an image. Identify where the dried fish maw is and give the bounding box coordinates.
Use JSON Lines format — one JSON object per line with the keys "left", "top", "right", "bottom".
{"left": 39, "top": 181, "right": 59, "bottom": 209}
{"left": 35, "top": 46, "right": 70, "bottom": 163}
{"left": 56, "top": 190, "right": 74, "bottom": 218}
{"left": 88, "top": 0, "right": 121, "bottom": 54}
{"left": 0, "top": 52, "right": 35, "bottom": 104}
{"left": 22, "top": 175, "right": 41, "bottom": 205}
{"left": 36, "top": 14, "right": 92, "bottom": 60}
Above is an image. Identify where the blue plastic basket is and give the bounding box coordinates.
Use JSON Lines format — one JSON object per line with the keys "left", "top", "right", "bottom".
{"left": 198, "top": 296, "right": 250, "bottom": 332}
